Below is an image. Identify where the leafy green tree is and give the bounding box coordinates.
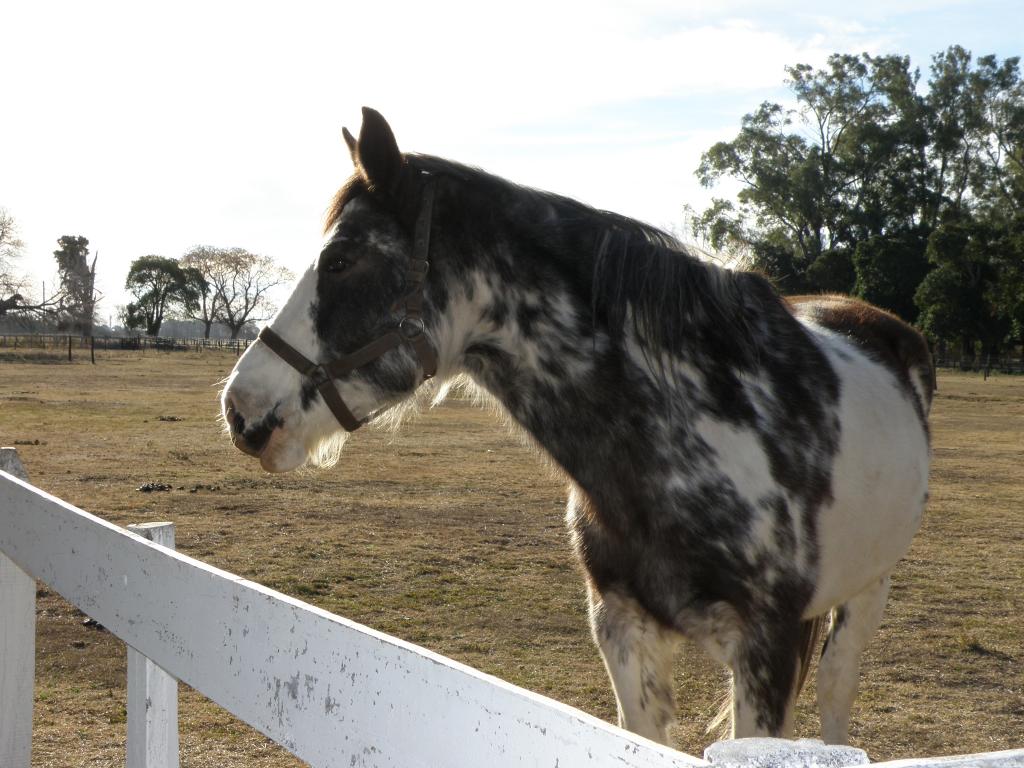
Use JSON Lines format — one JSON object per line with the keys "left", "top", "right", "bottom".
{"left": 119, "top": 303, "right": 146, "bottom": 333}
{"left": 982, "top": 218, "right": 1024, "bottom": 345}
{"left": 786, "top": 54, "right": 927, "bottom": 245}
{"left": 697, "top": 100, "right": 821, "bottom": 271}
{"left": 696, "top": 45, "right": 1024, "bottom": 352}
{"left": 697, "top": 53, "right": 925, "bottom": 285}
{"left": 749, "top": 237, "right": 812, "bottom": 295}
{"left": 852, "top": 233, "right": 931, "bottom": 321}
{"left": 124, "top": 256, "right": 198, "bottom": 336}
{"left": 806, "top": 247, "right": 856, "bottom": 295}
{"left": 971, "top": 54, "right": 1024, "bottom": 216}
{"left": 914, "top": 220, "right": 1008, "bottom": 358}
{"left": 921, "top": 46, "right": 986, "bottom": 225}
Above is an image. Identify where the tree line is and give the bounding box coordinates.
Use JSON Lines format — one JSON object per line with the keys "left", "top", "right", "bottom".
{"left": 694, "top": 45, "right": 1023, "bottom": 360}
{"left": 6, "top": 47, "right": 1021, "bottom": 354}
{"left": 0, "top": 217, "right": 293, "bottom": 339}
{"left": 123, "top": 247, "right": 292, "bottom": 338}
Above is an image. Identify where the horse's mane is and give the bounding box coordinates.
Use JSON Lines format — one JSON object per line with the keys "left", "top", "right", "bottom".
{"left": 326, "top": 154, "right": 773, "bottom": 364}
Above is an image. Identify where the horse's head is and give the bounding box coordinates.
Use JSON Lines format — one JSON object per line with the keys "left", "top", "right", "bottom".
{"left": 221, "top": 108, "right": 441, "bottom": 472}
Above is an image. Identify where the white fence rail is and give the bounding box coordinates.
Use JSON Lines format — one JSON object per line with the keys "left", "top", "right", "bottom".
{"left": 1, "top": 448, "right": 1023, "bottom": 768}
{"left": 0, "top": 453, "right": 700, "bottom": 768}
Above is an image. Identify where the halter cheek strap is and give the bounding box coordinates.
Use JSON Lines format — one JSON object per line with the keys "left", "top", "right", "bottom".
{"left": 257, "top": 177, "right": 438, "bottom": 432}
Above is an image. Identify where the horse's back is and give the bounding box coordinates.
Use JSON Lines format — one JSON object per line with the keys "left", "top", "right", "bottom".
{"left": 786, "top": 295, "right": 932, "bottom": 615}
{"left": 787, "top": 294, "right": 934, "bottom": 416}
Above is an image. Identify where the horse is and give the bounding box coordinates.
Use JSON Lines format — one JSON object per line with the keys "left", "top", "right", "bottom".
{"left": 221, "top": 108, "right": 933, "bottom": 747}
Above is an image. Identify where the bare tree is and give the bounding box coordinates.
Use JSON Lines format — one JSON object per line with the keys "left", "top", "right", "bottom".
{"left": 180, "top": 246, "right": 224, "bottom": 339}
{"left": 200, "top": 248, "right": 293, "bottom": 339}
{"left": 0, "top": 208, "right": 66, "bottom": 319}
{"left": 0, "top": 207, "right": 27, "bottom": 312}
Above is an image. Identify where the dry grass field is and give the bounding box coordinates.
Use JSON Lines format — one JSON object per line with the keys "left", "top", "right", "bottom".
{"left": 1, "top": 348, "right": 1022, "bottom": 766}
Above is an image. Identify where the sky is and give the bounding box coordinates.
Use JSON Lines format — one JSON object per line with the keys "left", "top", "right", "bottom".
{"left": 2, "top": 0, "right": 1021, "bottom": 323}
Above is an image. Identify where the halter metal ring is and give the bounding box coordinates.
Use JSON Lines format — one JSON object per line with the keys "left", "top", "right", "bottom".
{"left": 399, "top": 316, "right": 426, "bottom": 339}
{"left": 308, "top": 364, "right": 332, "bottom": 386}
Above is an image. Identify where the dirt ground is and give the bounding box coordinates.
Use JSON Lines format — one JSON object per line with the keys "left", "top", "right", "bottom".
{"left": 1, "top": 348, "right": 1021, "bottom": 766}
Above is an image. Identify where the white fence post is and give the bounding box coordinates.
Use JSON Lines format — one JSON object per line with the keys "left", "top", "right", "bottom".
{"left": 705, "top": 738, "right": 869, "bottom": 768}
{"left": 0, "top": 447, "right": 34, "bottom": 768}
{"left": 126, "top": 523, "right": 179, "bottom": 768}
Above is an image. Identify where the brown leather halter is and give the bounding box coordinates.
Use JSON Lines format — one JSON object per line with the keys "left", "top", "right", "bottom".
{"left": 257, "top": 177, "right": 438, "bottom": 432}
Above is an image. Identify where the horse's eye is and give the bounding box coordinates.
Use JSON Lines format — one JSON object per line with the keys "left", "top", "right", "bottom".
{"left": 325, "top": 258, "right": 350, "bottom": 274}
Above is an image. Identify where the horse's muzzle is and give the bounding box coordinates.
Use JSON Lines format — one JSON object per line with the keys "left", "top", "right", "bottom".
{"left": 224, "top": 397, "right": 279, "bottom": 458}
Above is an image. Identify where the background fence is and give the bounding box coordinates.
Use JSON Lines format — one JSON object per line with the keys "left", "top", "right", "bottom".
{"left": 0, "top": 334, "right": 252, "bottom": 362}
{"left": 1, "top": 448, "right": 1023, "bottom": 768}
{"left": 3, "top": 334, "right": 1024, "bottom": 373}
{"left": 933, "top": 353, "right": 1024, "bottom": 374}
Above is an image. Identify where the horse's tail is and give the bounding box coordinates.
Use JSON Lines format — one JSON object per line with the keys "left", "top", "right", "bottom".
{"left": 907, "top": 340, "right": 937, "bottom": 417}
{"left": 796, "top": 614, "right": 826, "bottom": 696}
{"left": 706, "top": 615, "right": 826, "bottom": 737}
{"left": 706, "top": 685, "right": 733, "bottom": 738}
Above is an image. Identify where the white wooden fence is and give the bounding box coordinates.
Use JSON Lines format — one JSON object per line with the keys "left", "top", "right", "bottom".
{"left": 1, "top": 447, "right": 1022, "bottom": 768}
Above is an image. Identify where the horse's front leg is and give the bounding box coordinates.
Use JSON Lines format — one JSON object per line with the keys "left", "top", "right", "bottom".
{"left": 587, "top": 587, "right": 679, "bottom": 744}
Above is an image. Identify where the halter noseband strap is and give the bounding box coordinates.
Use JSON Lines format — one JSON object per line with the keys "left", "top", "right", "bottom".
{"left": 257, "top": 176, "right": 438, "bottom": 432}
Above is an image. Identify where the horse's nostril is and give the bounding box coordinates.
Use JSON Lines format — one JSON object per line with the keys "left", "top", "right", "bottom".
{"left": 225, "top": 393, "right": 281, "bottom": 458}
{"left": 225, "top": 396, "right": 246, "bottom": 435}
{"left": 244, "top": 422, "right": 274, "bottom": 454}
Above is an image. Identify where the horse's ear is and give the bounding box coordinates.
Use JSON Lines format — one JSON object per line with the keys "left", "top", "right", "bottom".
{"left": 355, "top": 107, "right": 402, "bottom": 195}
{"left": 342, "top": 126, "right": 358, "bottom": 164}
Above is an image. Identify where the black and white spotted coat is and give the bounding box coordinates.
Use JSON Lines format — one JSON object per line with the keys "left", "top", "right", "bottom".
{"left": 223, "top": 110, "right": 932, "bottom": 746}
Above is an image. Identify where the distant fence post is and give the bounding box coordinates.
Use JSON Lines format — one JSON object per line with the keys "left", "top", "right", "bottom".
{"left": 0, "top": 448, "right": 34, "bottom": 768}
{"left": 126, "top": 522, "right": 180, "bottom": 768}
